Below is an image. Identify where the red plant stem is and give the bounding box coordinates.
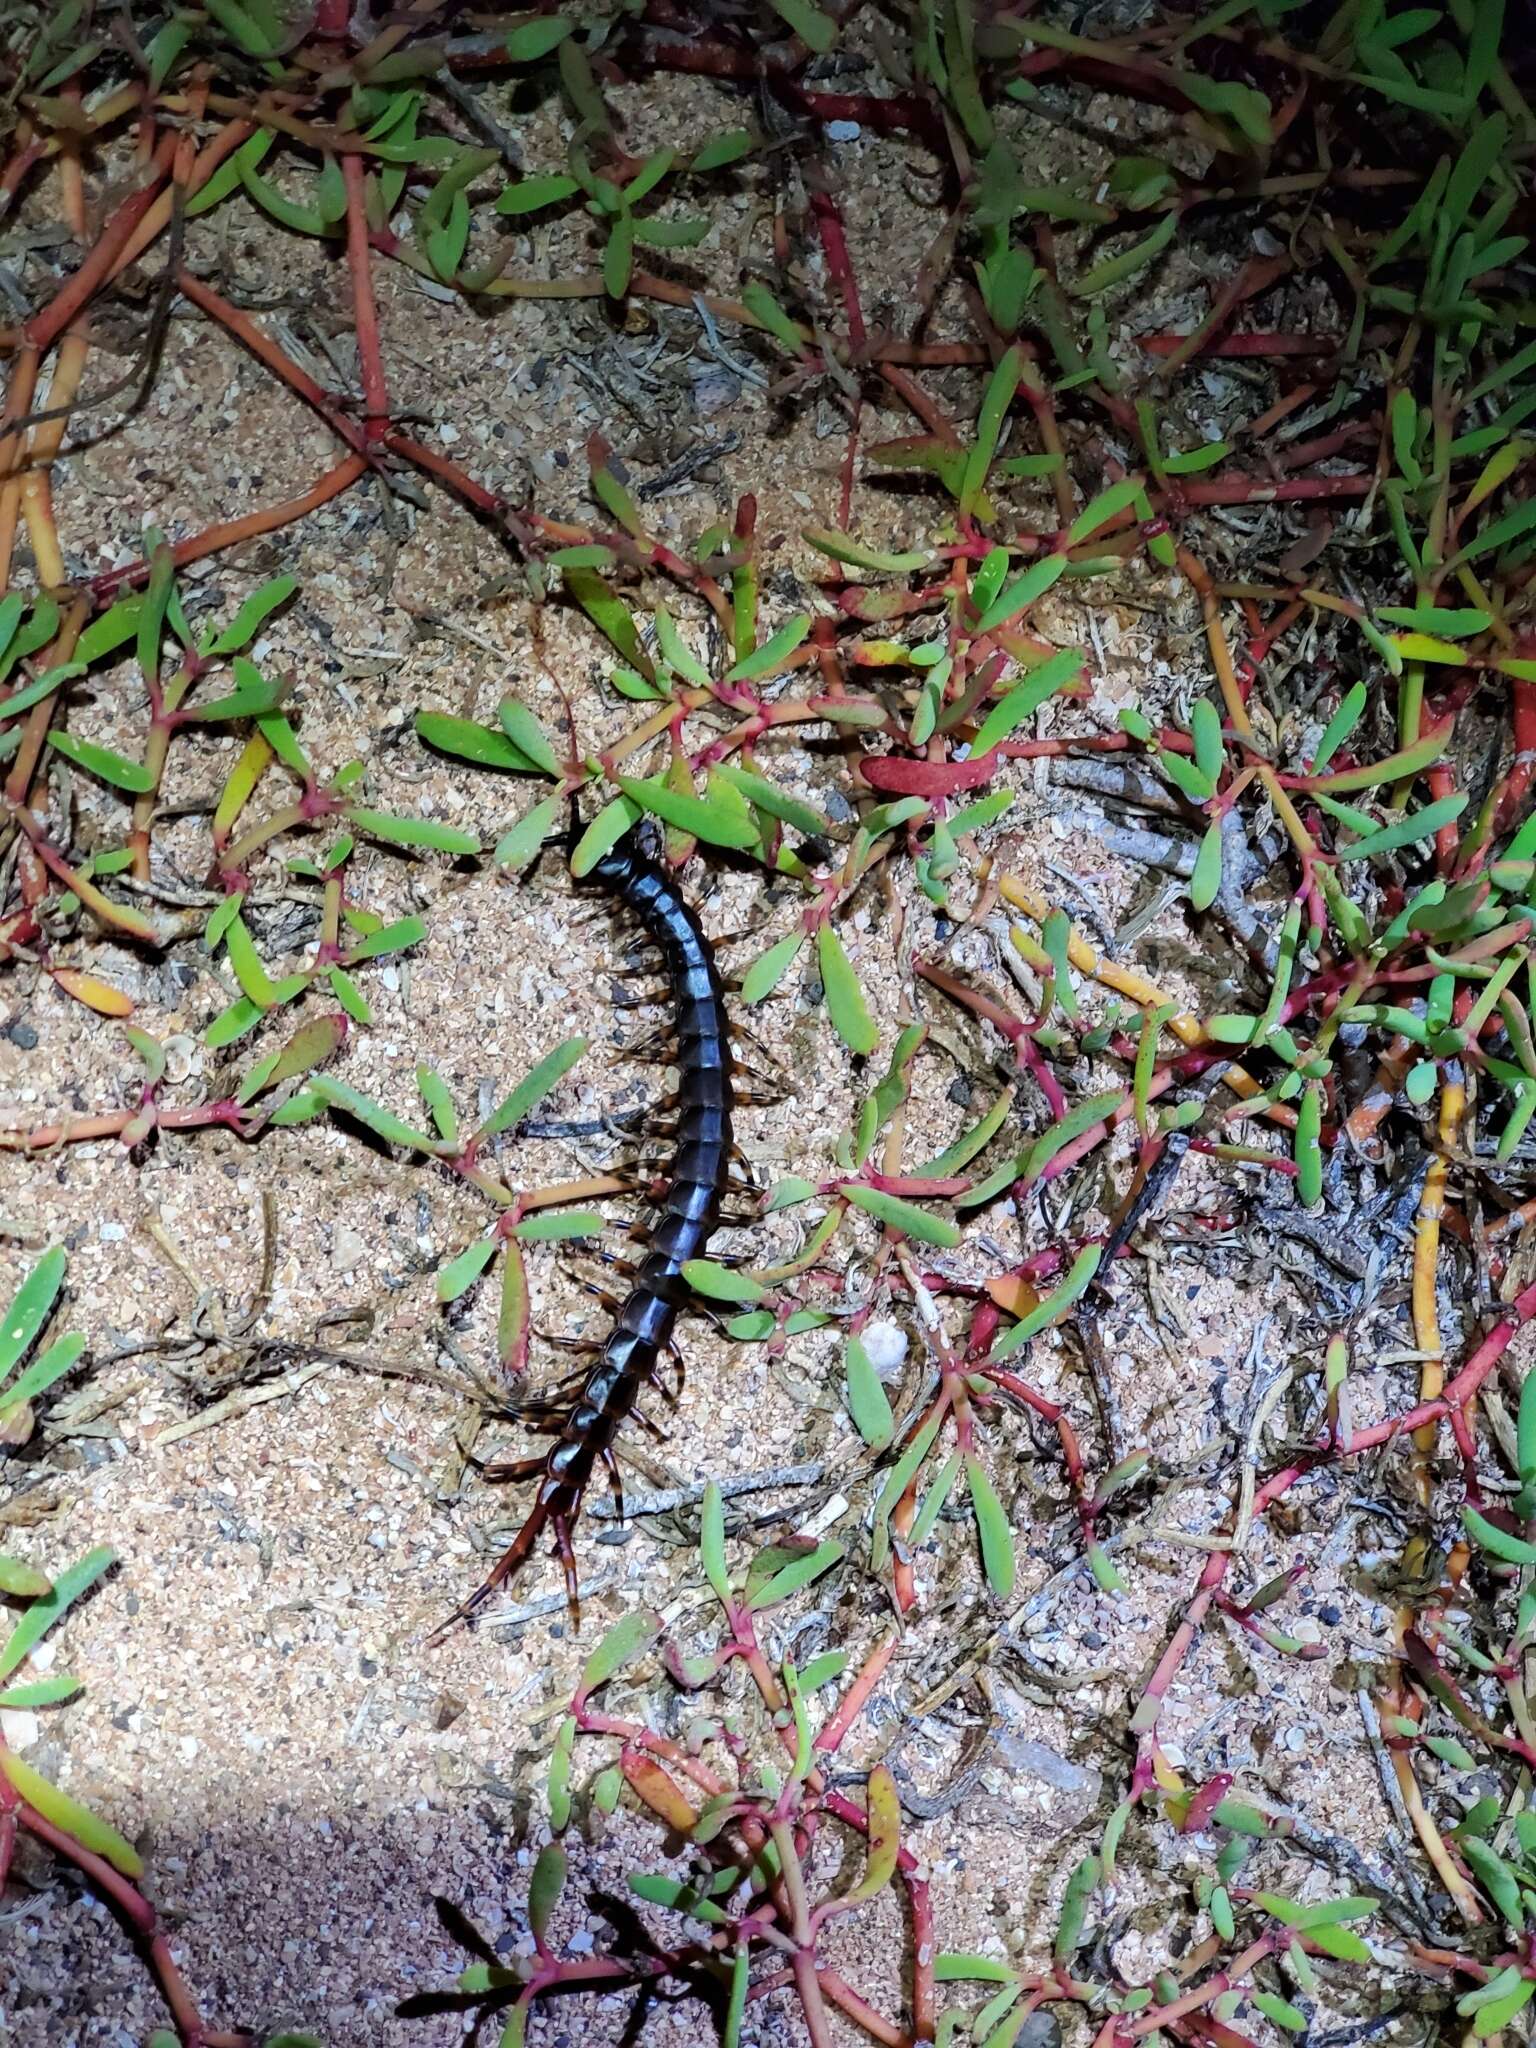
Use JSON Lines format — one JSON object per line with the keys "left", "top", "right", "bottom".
{"left": 634, "top": 36, "right": 949, "bottom": 149}
{"left": 0, "top": 1100, "right": 254, "bottom": 1150}
{"left": 176, "top": 268, "right": 367, "bottom": 452}
{"left": 879, "top": 362, "right": 959, "bottom": 443}
{"left": 11, "top": 1796, "right": 249, "bottom": 2047}
{"left": 1140, "top": 332, "right": 1336, "bottom": 358}
{"left": 382, "top": 427, "right": 535, "bottom": 547}
{"left": 1277, "top": 424, "right": 1375, "bottom": 471}
{"left": 1155, "top": 255, "right": 1291, "bottom": 377}
{"left": 89, "top": 454, "right": 370, "bottom": 599}
{"left": 810, "top": 189, "right": 865, "bottom": 351}
{"left": 1237, "top": 600, "right": 1303, "bottom": 694}
{"left": 25, "top": 128, "right": 177, "bottom": 354}
{"left": 1038, "top": 1070, "right": 1178, "bottom": 1188}
{"left": 177, "top": 272, "right": 539, "bottom": 553}
{"left": 914, "top": 959, "right": 1069, "bottom": 1118}
{"left": 814, "top": 1632, "right": 896, "bottom": 1754}
{"left": 342, "top": 154, "right": 389, "bottom": 441}
{"left": 821, "top": 1788, "right": 935, "bottom": 2038}
{"left": 1497, "top": 662, "right": 1536, "bottom": 830}
{"left": 1489, "top": 1194, "right": 1536, "bottom": 1242}
{"left": 1177, "top": 471, "right": 1372, "bottom": 506}
{"left": 816, "top": 1967, "right": 907, "bottom": 2046}
{"left": 0, "top": 134, "right": 45, "bottom": 220}
{"left": 1127, "top": 1938, "right": 1275, "bottom": 2038}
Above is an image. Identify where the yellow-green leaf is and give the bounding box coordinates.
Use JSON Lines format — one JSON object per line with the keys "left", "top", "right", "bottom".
{"left": 0, "top": 1748, "right": 142, "bottom": 1876}
{"left": 817, "top": 924, "right": 877, "bottom": 1056}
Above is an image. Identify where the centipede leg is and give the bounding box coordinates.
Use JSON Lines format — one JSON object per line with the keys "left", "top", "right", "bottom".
{"left": 567, "top": 1279, "right": 627, "bottom": 1314}
{"left": 601, "top": 1443, "right": 625, "bottom": 1519}
{"left": 477, "top": 1451, "right": 549, "bottom": 1481}
{"left": 617, "top": 1031, "right": 679, "bottom": 1066}
{"left": 554, "top": 1515, "right": 581, "bottom": 1623}
{"left": 535, "top": 1326, "right": 605, "bottom": 1354}
{"left": 590, "top": 1246, "right": 644, "bottom": 1277}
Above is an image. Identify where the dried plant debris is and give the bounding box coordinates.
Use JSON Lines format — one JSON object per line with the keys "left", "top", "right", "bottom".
{"left": 2, "top": 1, "right": 1536, "bottom": 2045}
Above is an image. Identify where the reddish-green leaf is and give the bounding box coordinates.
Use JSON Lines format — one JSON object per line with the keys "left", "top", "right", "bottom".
{"left": 817, "top": 924, "right": 877, "bottom": 1055}
{"left": 746, "top": 1538, "right": 842, "bottom": 1610}
{"left": 416, "top": 709, "right": 537, "bottom": 772}
{"left": 479, "top": 1036, "right": 587, "bottom": 1139}
{"left": 497, "top": 696, "right": 562, "bottom": 777}
{"left": 349, "top": 807, "right": 480, "bottom": 855}
{"left": 0, "top": 1545, "right": 115, "bottom": 1681}
{"left": 967, "top": 1456, "right": 1016, "bottom": 1598}
{"left": 45, "top": 731, "right": 152, "bottom": 792}
{"left": 513, "top": 1210, "right": 604, "bottom": 1241}
{"left": 682, "top": 1259, "right": 764, "bottom": 1303}
{"left": 505, "top": 15, "right": 573, "bottom": 61}
{"left": 579, "top": 1611, "right": 658, "bottom": 1693}
{"left": 527, "top": 1842, "right": 567, "bottom": 1946}
{"left": 0, "top": 1247, "right": 67, "bottom": 1384}
{"left": 987, "top": 1245, "right": 1102, "bottom": 1359}
{"left": 845, "top": 1334, "right": 894, "bottom": 1449}
{"left": 972, "top": 552, "right": 1067, "bottom": 636}
{"left": 0, "top": 1748, "right": 142, "bottom": 1876}
{"left": 614, "top": 771, "right": 760, "bottom": 852}
{"left": 308, "top": 1075, "right": 439, "bottom": 1152}
{"left": 725, "top": 613, "right": 810, "bottom": 684}
{"left": 570, "top": 794, "right": 642, "bottom": 876}
{"left": 847, "top": 1765, "right": 901, "bottom": 1899}
{"left": 842, "top": 1184, "right": 960, "bottom": 1247}
{"left": 970, "top": 648, "right": 1083, "bottom": 755}
{"left": 437, "top": 1236, "right": 497, "bottom": 1304}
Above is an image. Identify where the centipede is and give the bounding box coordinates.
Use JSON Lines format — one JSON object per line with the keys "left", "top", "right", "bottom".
{"left": 436, "top": 822, "right": 737, "bottom": 1635}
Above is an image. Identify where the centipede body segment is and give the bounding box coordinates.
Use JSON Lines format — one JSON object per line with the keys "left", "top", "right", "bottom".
{"left": 440, "top": 825, "right": 736, "bottom": 1631}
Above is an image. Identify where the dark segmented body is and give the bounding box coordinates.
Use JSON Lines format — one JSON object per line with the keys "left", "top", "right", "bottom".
{"left": 446, "top": 827, "right": 733, "bottom": 1627}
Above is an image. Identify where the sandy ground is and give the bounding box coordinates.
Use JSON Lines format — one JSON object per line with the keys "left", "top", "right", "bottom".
{"left": 0, "top": 50, "right": 1519, "bottom": 2048}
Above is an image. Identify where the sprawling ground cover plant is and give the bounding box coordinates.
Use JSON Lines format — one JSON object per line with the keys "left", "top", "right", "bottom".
{"left": 2, "top": 0, "right": 1536, "bottom": 2042}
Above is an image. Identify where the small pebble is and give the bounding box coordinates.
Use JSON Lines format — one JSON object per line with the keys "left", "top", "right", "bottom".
{"left": 862, "top": 1321, "right": 908, "bottom": 1380}
{"left": 332, "top": 1224, "right": 368, "bottom": 1272}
